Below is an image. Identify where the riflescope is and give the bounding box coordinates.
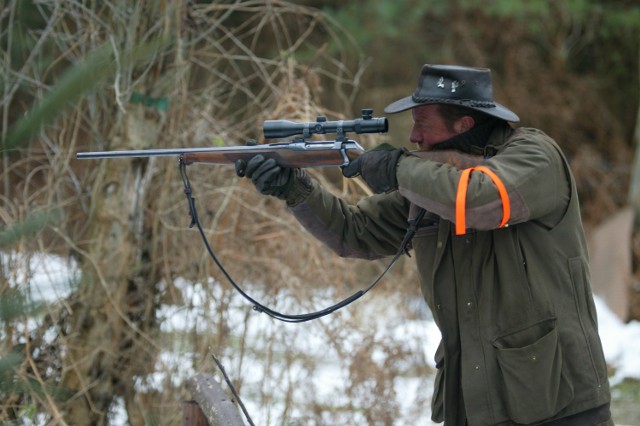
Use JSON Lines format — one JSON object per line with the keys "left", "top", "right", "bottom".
{"left": 263, "top": 108, "right": 388, "bottom": 139}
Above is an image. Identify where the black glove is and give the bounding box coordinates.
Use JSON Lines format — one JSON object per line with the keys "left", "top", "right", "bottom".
{"left": 236, "top": 155, "right": 313, "bottom": 204}
{"left": 342, "top": 144, "right": 405, "bottom": 193}
{"left": 235, "top": 154, "right": 293, "bottom": 197}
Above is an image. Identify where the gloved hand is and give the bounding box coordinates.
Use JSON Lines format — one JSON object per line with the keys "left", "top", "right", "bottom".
{"left": 235, "top": 154, "right": 293, "bottom": 197}
{"left": 235, "top": 155, "right": 312, "bottom": 205}
{"left": 342, "top": 144, "right": 405, "bottom": 193}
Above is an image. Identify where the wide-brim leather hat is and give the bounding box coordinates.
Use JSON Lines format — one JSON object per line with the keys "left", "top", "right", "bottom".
{"left": 384, "top": 64, "right": 520, "bottom": 122}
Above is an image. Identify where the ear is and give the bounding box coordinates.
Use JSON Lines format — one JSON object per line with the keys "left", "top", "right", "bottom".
{"left": 453, "top": 116, "right": 475, "bottom": 134}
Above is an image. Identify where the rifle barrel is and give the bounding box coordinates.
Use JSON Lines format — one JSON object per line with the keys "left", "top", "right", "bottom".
{"left": 76, "top": 146, "right": 246, "bottom": 160}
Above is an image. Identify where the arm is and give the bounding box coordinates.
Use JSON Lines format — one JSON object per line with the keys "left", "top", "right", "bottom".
{"left": 236, "top": 155, "right": 411, "bottom": 259}
{"left": 289, "top": 182, "right": 411, "bottom": 259}
{"left": 409, "top": 149, "right": 487, "bottom": 170}
{"left": 397, "top": 129, "right": 570, "bottom": 230}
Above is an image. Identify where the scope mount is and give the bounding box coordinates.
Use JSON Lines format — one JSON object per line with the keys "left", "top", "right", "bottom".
{"left": 309, "top": 108, "right": 376, "bottom": 141}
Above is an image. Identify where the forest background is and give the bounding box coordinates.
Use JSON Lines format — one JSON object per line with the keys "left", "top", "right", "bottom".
{"left": 1, "top": 0, "right": 640, "bottom": 425}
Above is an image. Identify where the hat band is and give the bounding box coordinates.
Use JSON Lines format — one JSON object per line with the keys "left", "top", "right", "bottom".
{"left": 412, "top": 95, "right": 496, "bottom": 109}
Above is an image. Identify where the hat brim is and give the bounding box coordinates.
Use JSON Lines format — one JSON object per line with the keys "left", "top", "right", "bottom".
{"left": 384, "top": 96, "right": 520, "bottom": 122}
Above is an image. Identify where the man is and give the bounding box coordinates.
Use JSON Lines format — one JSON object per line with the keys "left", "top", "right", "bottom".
{"left": 236, "top": 65, "right": 613, "bottom": 425}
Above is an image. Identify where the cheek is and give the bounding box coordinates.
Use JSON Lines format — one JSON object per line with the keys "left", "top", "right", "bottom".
{"left": 428, "top": 127, "right": 456, "bottom": 145}
{"left": 409, "top": 125, "right": 422, "bottom": 142}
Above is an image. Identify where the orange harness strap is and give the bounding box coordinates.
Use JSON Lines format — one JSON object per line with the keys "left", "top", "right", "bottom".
{"left": 455, "top": 166, "right": 510, "bottom": 236}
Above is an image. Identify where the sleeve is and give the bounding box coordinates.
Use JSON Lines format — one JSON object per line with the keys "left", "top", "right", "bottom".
{"left": 288, "top": 181, "right": 411, "bottom": 259}
{"left": 396, "top": 130, "right": 570, "bottom": 232}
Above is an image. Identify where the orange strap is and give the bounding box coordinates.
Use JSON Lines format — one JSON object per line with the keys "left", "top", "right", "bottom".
{"left": 455, "top": 166, "right": 510, "bottom": 235}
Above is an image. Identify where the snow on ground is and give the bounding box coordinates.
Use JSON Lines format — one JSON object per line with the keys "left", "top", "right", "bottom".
{"left": 2, "top": 252, "right": 79, "bottom": 302}
{"left": 594, "top": 296, "right": 640, "bottom": 386}
{"left": 5, "top": 252, "right": 640, "bottom": 424}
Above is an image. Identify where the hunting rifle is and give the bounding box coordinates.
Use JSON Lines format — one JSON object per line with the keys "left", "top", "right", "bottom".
{"left": 75, "top": 108, "right": 421, "bottom": 324}
{"left": 76, "top": 108, "right": 388, "bottom": 167}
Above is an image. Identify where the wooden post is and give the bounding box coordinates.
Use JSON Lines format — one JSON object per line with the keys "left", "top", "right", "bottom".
{"left": 184, "top": 373, "right": 245, "bottom": 426}
{"left": 627, "top": 45, "right": 640, "bottom": 225}
{"left": 182, "top": 400, "right": 210, "bottom": 426}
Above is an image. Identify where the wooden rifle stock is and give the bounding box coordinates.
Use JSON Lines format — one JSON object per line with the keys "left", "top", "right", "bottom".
{"left": 181, "top": 142, "right": 363, "bottom": 167}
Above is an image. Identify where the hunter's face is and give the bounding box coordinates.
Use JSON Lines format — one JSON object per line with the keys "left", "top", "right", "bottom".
{"left": 410, "top": 104, "right": 460, "bottom": 151}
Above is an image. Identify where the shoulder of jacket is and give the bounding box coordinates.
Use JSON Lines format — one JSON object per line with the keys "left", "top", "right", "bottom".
{"left": 482, "top": 124, "right": 554, "bottom": 159}
{"left": 500, "top": 127, "right": 563, "bottom": 154}
{"left": 485, "top": 126, "right": 568, "bottom": 171}
{"left": 509, "top": 127, "right": 556, "bottom": 145}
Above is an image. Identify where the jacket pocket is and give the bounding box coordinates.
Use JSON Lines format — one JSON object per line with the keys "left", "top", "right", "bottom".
{"left": 493, "top": 318, "right": 574, "bottom": 424}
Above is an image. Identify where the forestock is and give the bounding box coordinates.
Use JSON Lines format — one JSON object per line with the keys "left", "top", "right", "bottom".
{"left": 181, "top": 142, "right": 363, "bottom": 167}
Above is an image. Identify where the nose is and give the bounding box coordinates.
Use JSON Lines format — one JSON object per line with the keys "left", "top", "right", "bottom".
{"left": 409, "top": 125, "right": 421, "bottom": 144}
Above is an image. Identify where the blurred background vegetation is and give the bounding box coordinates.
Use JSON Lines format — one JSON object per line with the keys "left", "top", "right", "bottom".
{"left": 1, "top": 0, "right": 639, "bottom": 424}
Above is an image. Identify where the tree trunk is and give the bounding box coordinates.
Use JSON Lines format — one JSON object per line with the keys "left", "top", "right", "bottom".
{"left": 59, "top": 105, "right": 165, "bottom": 424}
{"left": 629, "top": 44, "right": 640, "bottom": 223}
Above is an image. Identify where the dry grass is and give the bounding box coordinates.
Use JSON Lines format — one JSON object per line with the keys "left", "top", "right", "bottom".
{"left": 0, "top": 1, "right": 429, "bottom": 424}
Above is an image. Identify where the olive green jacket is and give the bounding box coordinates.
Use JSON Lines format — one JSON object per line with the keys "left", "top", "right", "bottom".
{"left": 288, "top": 123, "right": 611, "bottom": 425}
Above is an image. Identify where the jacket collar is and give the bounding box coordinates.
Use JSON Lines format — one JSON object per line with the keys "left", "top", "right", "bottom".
{"left": 431, "top": 120, "right": 514, "bottom": 158}
{"left": 484, "top": 121, "right": 515, "bottom": 156}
